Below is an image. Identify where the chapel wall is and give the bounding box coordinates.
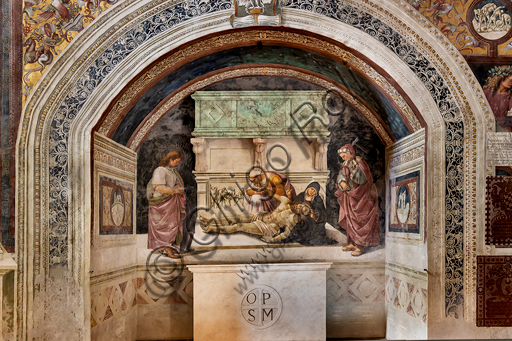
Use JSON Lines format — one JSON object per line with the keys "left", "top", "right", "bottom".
{"left": 90, "top": 133, "right": 138, "bottom": 340}
{"left": 384, "top": 129, "right": 428, "bottom": 340}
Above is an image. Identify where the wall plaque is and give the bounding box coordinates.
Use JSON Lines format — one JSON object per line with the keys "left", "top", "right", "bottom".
{"left": 240, "top": 285, "right": 282, "bottom": 329}
{"left": 99, "top": 176, "right": 133, "bottom": 235}
{"left": 389, "top": 171, "right": 420, "bottom": 234}
{"left": 486, "top": 176, "right": 512, "bottom": 246}
{"left": 477, "top": 256, "right": 512, "bottom": 326}
{"left": 487, "top": 133, "right": 512, "bottom": 165}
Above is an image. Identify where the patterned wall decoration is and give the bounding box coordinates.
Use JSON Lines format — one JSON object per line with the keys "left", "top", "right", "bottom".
{"left": 389, "top": 171, "right": 421, "bottom": 234}
{"left": 99, "top": 176, "right": 133, "bottom": 235}
{"left": 385, "top": 274, "right": 427, "bottom": 324}
{"left": 22, "top": 0, "right": 119, "bottom": 100}
{"left": 486, "top": 176, "right": 512, "bottom": 246}
{"left": 326, "top": 264, "right": 386, "bottom": 338}
{"left": 91, "top": 276, "right": 137, "bottom": 328}
{"left": 90, "top": 271, "right": 193, "bottom": 328}
{"left": 327, "top": 272, "right": 386, "bottom": 303}
{"left": 1, "top": 1, "right": 23, "bottom": 254}
{"left": 477, "top": 256, "right": 512, "bottom": 327}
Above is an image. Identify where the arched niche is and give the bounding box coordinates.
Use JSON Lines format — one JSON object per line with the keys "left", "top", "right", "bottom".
{"left": 16, "top": 0, "right": 493, "bottom": 339}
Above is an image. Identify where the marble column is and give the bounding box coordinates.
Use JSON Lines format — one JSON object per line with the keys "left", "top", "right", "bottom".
{"left": 314, "top": 138, "right": 330, "bottom": 171}
{"left": 191, "top": 138, "right": 208, "bottom": 172}
{"left": 253, "top": 138, "right": 266, "bottom": 167}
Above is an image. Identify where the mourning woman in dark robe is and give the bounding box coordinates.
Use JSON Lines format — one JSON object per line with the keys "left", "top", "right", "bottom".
{"left": 284, "top": 182, "right": 333, "bottom": 246}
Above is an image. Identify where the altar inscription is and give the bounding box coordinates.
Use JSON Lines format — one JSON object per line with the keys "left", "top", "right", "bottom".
{"left": 241, "top": 285, "right": 282, "bottom": 329}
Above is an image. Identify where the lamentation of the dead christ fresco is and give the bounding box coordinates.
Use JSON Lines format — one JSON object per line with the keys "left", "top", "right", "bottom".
{"left": 136, "top": 78, "right": 386, "bottom": 258}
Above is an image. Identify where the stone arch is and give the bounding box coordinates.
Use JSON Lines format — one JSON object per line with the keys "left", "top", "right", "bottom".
{"left": 17, "top": 0, "right": 492, "bottom": 338}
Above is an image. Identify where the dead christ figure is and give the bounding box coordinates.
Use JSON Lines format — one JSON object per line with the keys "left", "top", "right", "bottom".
{"left": 198, "top": 192, "right": 310, "bottom": 243}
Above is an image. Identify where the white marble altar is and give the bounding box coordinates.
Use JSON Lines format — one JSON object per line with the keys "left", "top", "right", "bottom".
{"left": 187, "top": 262, "right": 332, "bottom": 341}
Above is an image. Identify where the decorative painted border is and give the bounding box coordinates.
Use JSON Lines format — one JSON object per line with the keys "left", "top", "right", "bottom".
{"left": 385, "top": 262, "right": 428, "bottom": 331}
{"left": 389, "top": 146, "right": 425, "bottom": 169}
{"left": 476, "top": 256, "right": 512, "bottom": 327}
{"left": 485, "top": 176, "right": 512, "bottom": 247}
{"left": 375, "top": 0, "right": 492, "bottom": 321}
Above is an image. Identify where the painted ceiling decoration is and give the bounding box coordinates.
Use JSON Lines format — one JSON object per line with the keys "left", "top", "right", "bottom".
{"left": 95, "top": 30, "right": 423, "bottom": 145}
{"left": 22, "top": 0, "right": 120, "bottom": 99}
{"left": 407, "top": 0, "right": 512, "bottom": 57}
{"left": 106, "top": 44, "right": 414, "bottom": 146}
{"left": 124, "top": 66, "right": 396, "bottom": 150}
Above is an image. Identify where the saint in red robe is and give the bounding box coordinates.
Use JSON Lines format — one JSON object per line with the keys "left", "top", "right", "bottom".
{"left": 335, "top": 145, "right": 380, "bottom": 247}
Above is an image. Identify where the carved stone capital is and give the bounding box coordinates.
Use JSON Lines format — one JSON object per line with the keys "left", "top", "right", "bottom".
{"left": 314, "top": 138, "right": 330, "bottom": 171}
{"left": 253, "top": 138, "right": 267, "bottom": 167}
{"left": 191, "top": 138, "right": 208, "bottom": 171}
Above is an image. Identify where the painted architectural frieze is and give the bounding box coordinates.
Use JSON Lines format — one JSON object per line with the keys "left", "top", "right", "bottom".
{"left": 191, "top": 91, "right": 330, "bottom": 138}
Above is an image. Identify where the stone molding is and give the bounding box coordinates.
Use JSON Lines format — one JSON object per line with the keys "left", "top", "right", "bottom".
{"left": 187, "top": 262, "right": 333, "bottom": 273}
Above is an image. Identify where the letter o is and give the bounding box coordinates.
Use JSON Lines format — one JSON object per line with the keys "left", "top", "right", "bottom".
{"left": 246, "top": 293, "right": 257, "bottom": 304}
{"left": 322, "top": 88, "right": 345, "bottom": 116}
{"left": 266, "top": 143, "right": 291, "bottom": 172}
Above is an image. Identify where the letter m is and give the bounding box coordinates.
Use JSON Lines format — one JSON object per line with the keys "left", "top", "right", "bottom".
{"left": 263, "top": 308, "right": 275, "bottom": 321}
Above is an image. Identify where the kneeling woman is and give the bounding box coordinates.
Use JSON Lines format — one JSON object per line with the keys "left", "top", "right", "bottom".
{"left": 285, "top": 182, "right": 334, "bottom": 246}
